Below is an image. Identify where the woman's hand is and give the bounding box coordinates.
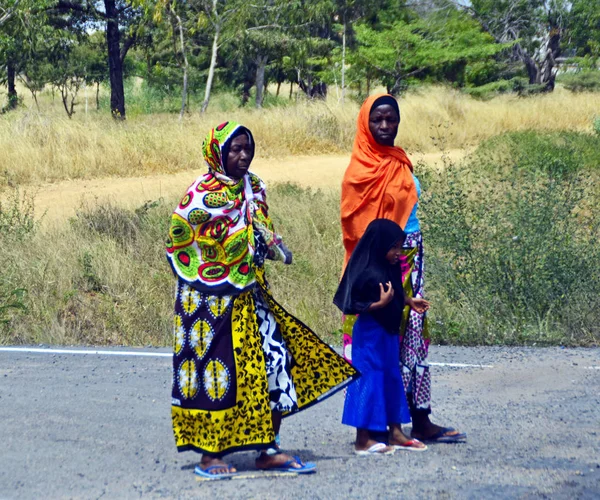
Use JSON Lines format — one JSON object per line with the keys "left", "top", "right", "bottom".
{"left": 406, "top": 296, "right": 430, "bottom": 314}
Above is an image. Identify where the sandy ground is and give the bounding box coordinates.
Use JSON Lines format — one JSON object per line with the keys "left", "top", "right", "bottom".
{"left": 21, "top": 151, "right": 465, "bottom": 225}
{"left": 0, "top": 346, "right": 598, "bottom": 499}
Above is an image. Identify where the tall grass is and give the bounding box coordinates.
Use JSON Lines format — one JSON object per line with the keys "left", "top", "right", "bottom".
{"left": 2, "top": 130, "right": 599, "bottom": 347}
{"left": 1, "top": 86, "right": 599, "bottom": 187}
{"left": 0, "top": 186, "right": 345, "bottom": 346}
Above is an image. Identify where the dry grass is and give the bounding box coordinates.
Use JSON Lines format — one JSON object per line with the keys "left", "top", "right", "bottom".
{"left": 1, "top": 86, "right": 599, "bottom": 187}
{"left": 0, "top": 188, "right": 346, "bottom": 347}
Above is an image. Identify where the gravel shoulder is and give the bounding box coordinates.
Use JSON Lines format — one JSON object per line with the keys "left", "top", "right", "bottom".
{"left": 0, "top": 346, "right": 598, "bottom": 499}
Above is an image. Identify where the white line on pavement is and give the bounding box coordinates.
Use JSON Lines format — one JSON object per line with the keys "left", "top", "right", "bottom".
{"left": 584, "top": 366, "right": 600, "bottom": 370}
{"left": 429, "top": 362, "right": 494, "bottom": 368}
{"left": 0, "top": 347, "right": 494, "bottom": 367}
{"left": 0, "top": 347, "right": 172, "bottom": 357}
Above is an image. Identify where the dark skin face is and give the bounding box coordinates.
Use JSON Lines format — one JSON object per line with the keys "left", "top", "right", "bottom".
{"left": 225, "top": 134, "right": 254, "bottom": 179}
{"left": 385, "top": 240, "right": 404, "bottom": 265}
{"left": 369, "top": 104, "right": 400, "bottom": 146}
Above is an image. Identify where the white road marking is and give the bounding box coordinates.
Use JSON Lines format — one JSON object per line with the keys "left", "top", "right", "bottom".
{"left": 0, "top": 347, "right": 493, "bottom": 367}
{"left": 429, "top": 362, "right": 494, "bottom": 368}
{"left": 0, "top": 347, "right": 171, "bottom": 357}
{"left": 3, "top": 348, "right": 594, "bottom": 371}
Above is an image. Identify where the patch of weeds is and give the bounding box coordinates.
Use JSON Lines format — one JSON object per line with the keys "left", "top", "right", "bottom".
{"left": 0, "top": 285, "right": 26, "bottom": 325}
{"left": 475, "top": 130, "right": 600, "bottom": 176}
{"left": 72, "top": 202, "right": 141, "bottom": 246}
{"left": 71, "top": 198, "right": 169, "bottom": 249}
{"left": 0, "top": 189, "right": 39, "bottom": 239}
{"left": 79, "top": 252, "right": 103, "bottom": 293}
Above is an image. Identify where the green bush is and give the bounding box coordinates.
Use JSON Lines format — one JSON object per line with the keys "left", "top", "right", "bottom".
{"left": 559, "top": 71, "right": 600, "bottom": 93}
{"left": 464, "top": 77, "right": 549, "bottom": 100}
{"left": 475, "top": 130, "right": 600, "bottom": 175}
{"left": 421, "top": 132, "right": 600, "bottom": 345}
{"left": 463, "top": 79, "right": 514, "bottom": 100}
{"left": 0, "top": 189, "right": 38, "bottom": 238}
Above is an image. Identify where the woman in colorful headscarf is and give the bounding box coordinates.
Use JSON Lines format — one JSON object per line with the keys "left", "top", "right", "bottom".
{"left": 167, "top": 122, "right": 358, "bottom": 479}
{"left": 340, "top": 95, "right": 466, "bottom": 444}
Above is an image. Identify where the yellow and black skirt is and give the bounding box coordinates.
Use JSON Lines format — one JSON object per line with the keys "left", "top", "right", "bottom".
{"left": 171, "top": 273, "right": 358, "bottom": 455}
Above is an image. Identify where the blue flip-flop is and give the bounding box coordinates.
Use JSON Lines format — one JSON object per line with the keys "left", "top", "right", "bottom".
{"left": 259, "top": 456, "right": 317, "bottom": 474}
{"left": 421, "top": 427, "right": 467, "bottom": 443}
{"left": 194, "top": 464, "right": 237, "bottom": 480}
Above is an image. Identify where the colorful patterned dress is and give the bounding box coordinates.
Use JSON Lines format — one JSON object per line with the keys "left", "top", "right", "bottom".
{"left": 167, "top": 122, "right": 358, "bottom": 455}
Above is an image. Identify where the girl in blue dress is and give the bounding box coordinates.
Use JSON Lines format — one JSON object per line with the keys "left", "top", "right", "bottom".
{"left": 334, "top": 219, "right": 430, "bottom": 454}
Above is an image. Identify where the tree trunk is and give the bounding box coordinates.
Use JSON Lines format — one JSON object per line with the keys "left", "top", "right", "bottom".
{"left": 514, "top": 43, "right": 539, "bottom": 85}
{"left": 201, "top": 21, "right": 219, "bottom": 114}
{"left": 241, "top": 77, "right": 252, "bottom": 106}
{"left": 60, "top": 84, "right": 75, "bottom": 119}
{"left": 104, "top": 0, "right": 126, "bottom": 120}
{"left": 96, "top": 82, "right": 100, "bottom": 110}
{"left": 341, "top": 20, "right": 346, "bottom": 103}
{"left": 539, "top": 27, "right": 561, "bottom": 91}
{"left": 524, "top": 56, "right": 539, "bottom": 85}
{"left": 6, "top": 61, "right": 18, "bottom": 110}
{"left": 255, "top": 55, "right": 267, "bottom": 108}
{"left": 172, "top": 10, "right": 189, "bottom": 120}
{"left": 276, "top": 81, "right": 281, "bottom": 97}
{"left": 289, "top": 81, "right": 293, "bottom": 99}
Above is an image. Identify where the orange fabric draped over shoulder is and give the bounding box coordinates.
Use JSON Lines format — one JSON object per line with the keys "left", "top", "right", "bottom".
{"left": 341, "top": 93, "right": 418, "bottom": 269}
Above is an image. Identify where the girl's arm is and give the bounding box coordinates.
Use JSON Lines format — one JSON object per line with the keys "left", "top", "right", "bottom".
{"left": 367, "top": 282, "right": 395, "bottom": 311}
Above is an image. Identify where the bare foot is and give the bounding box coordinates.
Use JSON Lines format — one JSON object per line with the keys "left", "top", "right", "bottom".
{"left": 355, "top": 439, "right": 394, "bottom": 454}
{"left": 389, "top": 428, "right": 427, "bottom": 450}
{"left": 256, "top": 452, "right": 305, "bottom": 470}
{"left": 411, "top": 423, "right": 462, "bottom": 441}
{"left": 199, "top": 455, "right": 236, "bottom": 475}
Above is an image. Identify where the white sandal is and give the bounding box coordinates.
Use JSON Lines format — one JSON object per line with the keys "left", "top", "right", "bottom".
{"left": 354, "top": 442, "right": 395, "bottom": 456}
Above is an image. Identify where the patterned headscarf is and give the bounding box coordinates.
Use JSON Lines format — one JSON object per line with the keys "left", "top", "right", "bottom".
{"left": 166, "top": 122, "right": 290, "bottom": 295}
{"left": 201, "top": 121, "right": 254, "bottom": 178}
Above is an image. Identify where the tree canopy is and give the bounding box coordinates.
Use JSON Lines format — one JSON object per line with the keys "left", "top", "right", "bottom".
{"left": 1, "top": 0, "right": 598, "bottom": 116}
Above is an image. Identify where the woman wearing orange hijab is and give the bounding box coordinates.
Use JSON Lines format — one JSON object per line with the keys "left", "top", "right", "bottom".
{"left": 340, "top": 94, "right": 466, "bottom": 444}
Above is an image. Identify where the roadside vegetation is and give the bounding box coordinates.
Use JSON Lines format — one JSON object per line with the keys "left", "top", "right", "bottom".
{"left": 1, "top": 128, "right": 598, "bottom": 347}
{"left": 2, "top": 0, "right": 600, "bottom": 347}
{"left": 1, "top": 85, "right": 599, "bottom": 187}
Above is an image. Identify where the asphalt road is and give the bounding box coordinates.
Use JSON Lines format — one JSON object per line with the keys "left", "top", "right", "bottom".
{"left": 0, "top": 346, "right": 598, "bottom": 499}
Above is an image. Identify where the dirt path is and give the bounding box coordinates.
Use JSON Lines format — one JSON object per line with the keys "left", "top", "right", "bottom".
{"left": 24, "top": 151, "right": 465, "bottom": 224}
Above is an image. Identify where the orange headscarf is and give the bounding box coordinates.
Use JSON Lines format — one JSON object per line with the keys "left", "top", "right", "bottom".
{"left": 341, "top": 93, "right": 418, "bottom": 269}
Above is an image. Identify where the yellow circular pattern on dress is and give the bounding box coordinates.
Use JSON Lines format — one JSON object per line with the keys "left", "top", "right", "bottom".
{"left": 196, "top": 236, "right": 226, "bottom": 263}
{"left": 208, "top": 295, "right": 232, "bottom": 319}
{"left": 169, "top": 213, "right": 194, "bottom": 248}
{"left": 178, "top": 359, "right": 198, "bottom": 399}
{"left": 203, "top": 359, "right": 230, "bottom": 401}
{"left": 173, "top": 314, "right": 185, "bottom": 355}
{"left": 190, "top": 319, "right": 214, "bottom": 360}
{"left": 180, "top": 285, "right": 202, "bottom": 316}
